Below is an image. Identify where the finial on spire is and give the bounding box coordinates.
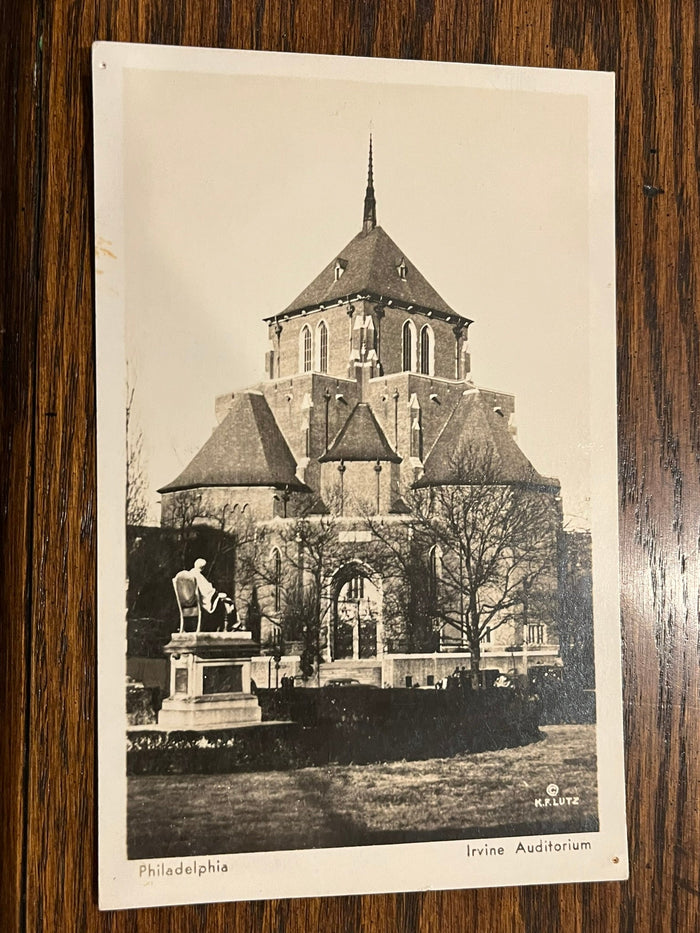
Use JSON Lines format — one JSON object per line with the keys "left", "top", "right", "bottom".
{"left": 363, "top": 134, "right": 377, "bottom": 234}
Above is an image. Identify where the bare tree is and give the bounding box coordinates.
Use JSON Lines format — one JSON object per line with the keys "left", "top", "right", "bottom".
{"left": 288, "top": 508, "right": 340, "bottom": 680}
{"left": 126, "top": 378, "right": 149, "bottom": 527}
{"left": 164, "top": 488, "right": 204, "bottom": 529}
{"left": 128, "top": 490, "right": 259, "bottom": 628}
{"left": 371, "top": 444, "right": 561, "bottom": 680}
{"left": 162, "top": 489, "right": 262, "bottom": 617}
{"left": 556, "top": 529, "right": 594, "bottom": 689}
{"left": 363, "top": 515, "right": 438, "bottom": 653}
{"left": 256, "top": 493, "right": 340, "bottom": 681}
{"left": 207, "top": 502, "right": 260, "bottom": 619}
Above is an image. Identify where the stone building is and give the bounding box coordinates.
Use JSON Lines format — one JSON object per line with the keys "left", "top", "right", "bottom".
{"left": 159, "top": 142, "right": 563, "bottom": 685}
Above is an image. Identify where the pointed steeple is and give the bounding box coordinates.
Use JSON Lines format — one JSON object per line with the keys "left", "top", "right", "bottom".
{"left": 362, "top": 135, "right": 377, "bottom": 234}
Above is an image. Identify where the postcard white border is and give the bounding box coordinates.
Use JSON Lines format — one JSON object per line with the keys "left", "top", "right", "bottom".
{"left": 93, "top": 42, "right": 626, "bottom": 910}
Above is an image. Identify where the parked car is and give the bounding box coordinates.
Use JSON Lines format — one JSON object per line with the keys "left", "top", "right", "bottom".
{"left": 324, "top": 677, "right": 380, "bottom": 688}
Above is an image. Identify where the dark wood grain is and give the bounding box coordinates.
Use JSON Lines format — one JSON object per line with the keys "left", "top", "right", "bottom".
{"left": 1, "top": 0, "right": 40, "bottom": 931}
{"left": 3, "top": 1, "right": 699, "bottom": 930}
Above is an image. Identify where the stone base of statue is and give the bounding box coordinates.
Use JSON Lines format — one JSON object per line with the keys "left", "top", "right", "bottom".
{"left": 158, "top": 631, "right": 262, "bottom": 730}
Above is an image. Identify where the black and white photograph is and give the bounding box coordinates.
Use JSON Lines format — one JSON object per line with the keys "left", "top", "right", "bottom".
{"left": 93, "top": 44, "right": 626, "bottom": 908}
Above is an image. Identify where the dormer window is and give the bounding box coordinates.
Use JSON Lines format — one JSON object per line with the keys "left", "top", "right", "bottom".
{"left": 397, "top": 258, "right": 407, "bottom": 281}
{"left": 334, "top": 258, "right": 348, "bottom": 282}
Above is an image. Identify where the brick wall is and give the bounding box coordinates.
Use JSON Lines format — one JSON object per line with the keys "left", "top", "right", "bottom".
{"left": 160, "top": 484, "right": 279, "bottom": 525}
{"left": 260, "top": 373, "right": 361, "bottom": 466}
{"left": 267, "top": 300, "right": 469, "bottom": 383}
{"left": 364, "top": 372, "right": 473, "bottom": 488}
{"left": 319, "top": 459, "right": 401, "bottom": 515}
{"left": 379, "top": 306, "right": 467, "bottom": 380}
{"left": 267, "top": 303, "right": 355, "bottom": 380}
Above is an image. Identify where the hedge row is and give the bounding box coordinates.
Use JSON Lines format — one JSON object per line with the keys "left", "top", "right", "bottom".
{"left": 538, "top": 685, "right": 596, "bottom": 725}
{"left": 127, "top": 687, "right": 541, "bottom": 775}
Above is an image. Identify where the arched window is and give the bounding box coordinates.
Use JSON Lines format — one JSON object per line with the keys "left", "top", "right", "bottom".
{"left": 420, "top": 324, "right": 434, "bottom": 375}
{"left": 402, "top": 320, "right": 417, "bottom": 372}
{"left": 299, "top": 325, "right": 312, "bottom": 373}
{"left": 317, "top": 320, "right": 328, "bottom": 373}
{"left": 271, "top": 548, "right": 282, "bottom": 612}
{"left": 428, "top": 545, "right": 442, "bottom": 602}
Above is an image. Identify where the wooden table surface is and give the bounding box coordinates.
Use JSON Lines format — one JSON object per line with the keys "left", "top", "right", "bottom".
{"left": 2, "top": 1, "right": 699, "bottom": 930}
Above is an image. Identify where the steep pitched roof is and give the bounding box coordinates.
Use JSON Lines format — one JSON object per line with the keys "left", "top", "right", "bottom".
{"left": 158, "top": 392, "right": 306, "bottom": 493}
{"left": 418, "top": 388, "right": 558, "bottom": 489}
{"left": 277, "top": 225, "right": 467, "bottom": 321}
{"left": 319, "top": 402, "right": 401, "bottom": 463}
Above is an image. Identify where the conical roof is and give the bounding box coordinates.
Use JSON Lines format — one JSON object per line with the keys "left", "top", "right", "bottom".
{"left": 418, "top": 388, "right": 557, "bottom": 489}
{"left": 158, "top": 392, "right": 306, "bottom": 493}
{"left": 278, "top": 225, "right": 466, "bottom": 321}
{"left": 319, "top": 402, "right": 401, "bottom": 463}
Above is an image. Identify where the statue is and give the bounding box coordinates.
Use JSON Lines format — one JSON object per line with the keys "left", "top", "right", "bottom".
{"left": 172, "top": 558, "right": 243, "bottom": 633}
{"left": 162, "top": 560, "right": 261, "bottom": 730}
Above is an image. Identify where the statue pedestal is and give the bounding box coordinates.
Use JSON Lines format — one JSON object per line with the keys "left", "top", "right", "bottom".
{"left": 158, "top": 632, "right": 262, "bottom": 730}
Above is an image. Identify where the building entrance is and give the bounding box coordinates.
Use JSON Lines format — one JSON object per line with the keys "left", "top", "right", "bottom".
{"left": 331, "top": 566, "right": 382, "bottom": 660}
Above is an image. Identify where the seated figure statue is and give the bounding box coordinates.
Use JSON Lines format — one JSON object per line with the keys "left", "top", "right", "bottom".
{"left": 173, "top": 558, "right": 242, "bottom": 633}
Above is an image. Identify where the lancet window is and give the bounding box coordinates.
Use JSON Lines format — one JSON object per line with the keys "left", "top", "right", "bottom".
{"left": 300, "top": 325, "right": 312, "bottom": 373}
{"left": 317, "top": 320, "right": 328, "bottom": 373}
{"left": 420, "top": 324, "right": 434, "bottom": 376}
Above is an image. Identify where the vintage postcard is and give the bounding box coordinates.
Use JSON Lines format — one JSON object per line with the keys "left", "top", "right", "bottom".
{"left": 93, "top": 43, "right": 627, "bottom": 909}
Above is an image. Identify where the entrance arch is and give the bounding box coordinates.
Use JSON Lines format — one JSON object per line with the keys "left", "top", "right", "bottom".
{"left": 329, "top": 562, "right": 382, "bottom": 660}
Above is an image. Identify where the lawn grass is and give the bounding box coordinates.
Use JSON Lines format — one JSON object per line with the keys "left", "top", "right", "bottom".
{"left": 128, "top": 724, "right": 598, "bottom": 859}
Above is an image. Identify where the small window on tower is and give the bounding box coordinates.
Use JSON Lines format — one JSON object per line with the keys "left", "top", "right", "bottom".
{"left": 397, "top": 258, "right": 407, "bottom": 280}
{"left": 402, "top": 320, "right": 416, "bottom": 372}
{"left": 317, "top": 320, "right": 328, "bottom": 373}
{"left": 420, "top": 324, "right": 434, "bottom": 376}
{"left": 334, "top": 258, "right": 347, "bottom": 281}
{"left": 300, "top": 325, "right": 312, "bottom": 373}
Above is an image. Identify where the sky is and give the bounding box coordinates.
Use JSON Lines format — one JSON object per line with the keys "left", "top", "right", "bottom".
{"left": 123, "top": 63, "right": 594, "bottom": 528}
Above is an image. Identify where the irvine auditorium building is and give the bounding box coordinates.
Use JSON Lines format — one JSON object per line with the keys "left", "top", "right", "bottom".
{"left": 158, "top": 142, "right": 563, "bottom": 688}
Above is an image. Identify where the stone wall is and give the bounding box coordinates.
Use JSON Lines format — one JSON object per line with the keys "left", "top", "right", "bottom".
{"left": 381, "top": 649, "right": 561, "bottom": 688}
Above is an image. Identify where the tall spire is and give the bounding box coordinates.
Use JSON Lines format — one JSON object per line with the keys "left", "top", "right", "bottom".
{"left": 363, "top": 134, "right": 377, "bottom": 234}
